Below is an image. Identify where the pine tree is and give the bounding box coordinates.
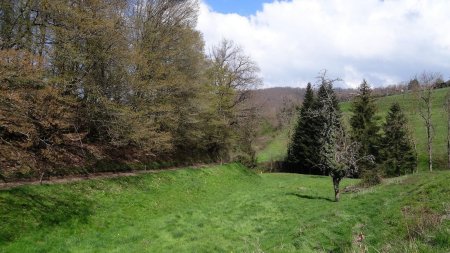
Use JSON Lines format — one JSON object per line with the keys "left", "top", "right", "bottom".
{"left": 381, "top": 103, "right": 417, "bottom": 176}
{"left": 349, "top": 80, "right": 381, "bottom": 173}
{"left": 287, "top": 83, "right": 321, "bottom": 173}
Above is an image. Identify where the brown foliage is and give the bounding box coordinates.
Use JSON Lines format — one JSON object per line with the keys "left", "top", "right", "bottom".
{"left": 402, "top": 205, "right": 442, "bottom": 240}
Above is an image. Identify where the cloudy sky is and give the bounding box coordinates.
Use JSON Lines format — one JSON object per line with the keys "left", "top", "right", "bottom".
{"left": 197, "top": 0, "right": 450, "bottom": 88}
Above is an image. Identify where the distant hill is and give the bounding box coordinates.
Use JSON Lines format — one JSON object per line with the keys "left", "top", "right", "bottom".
{"left": 247, "top": 87, "right": 305, "bottom": 128}
{"left": 247, "top": 86, "right": 358, "bottom": 129}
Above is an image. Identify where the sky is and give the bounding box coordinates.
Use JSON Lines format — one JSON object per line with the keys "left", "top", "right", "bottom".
{"left": 198, "top": 0, "right": 450, "bottom": 88}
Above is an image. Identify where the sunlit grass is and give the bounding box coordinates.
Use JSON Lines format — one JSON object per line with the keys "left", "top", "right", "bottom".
{"left": 1, "top": 164, "right": 449, "bottom": 252}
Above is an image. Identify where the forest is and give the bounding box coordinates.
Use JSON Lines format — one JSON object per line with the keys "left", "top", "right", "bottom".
{"left": 0, "top": 0, "right": 262, "bottom": 181}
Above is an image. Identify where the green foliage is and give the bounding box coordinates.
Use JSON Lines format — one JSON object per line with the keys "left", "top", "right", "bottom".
{"left": 0, "top": 0, "right": 261, "bottom": 179}
{"left": 349, "top": 80, "right": 381, "bottom": 165}
{"left": 381, "top": 103, "right": 417, "bottom": 176}
{"left": 313, "top": 75, "right": 343, "bottom": 175}
{"left": 1, "top": 165, "right": 449, "bottom": 252}
{"left": 287, "top": 83, "right": 321, "bottom": 172}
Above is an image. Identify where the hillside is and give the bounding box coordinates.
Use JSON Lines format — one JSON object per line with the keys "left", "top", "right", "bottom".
{"left": 247, "top": 87, "right": 359, "bottom": 130}
{"left": 257, "top": 87, "right": 450, "bottom": 170}
{"left": 247, "top": 87, "right": 305, "bottom": 130}
{"left": 341, "top": 87, "right": 450, "bottom": 170}
{"left": 1, "top": 164, "right": 449, "bottom": 252}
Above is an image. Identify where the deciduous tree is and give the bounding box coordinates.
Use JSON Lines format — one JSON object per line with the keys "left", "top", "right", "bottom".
{"left": 416, "top": 72, "right": 442, "bottom": 172}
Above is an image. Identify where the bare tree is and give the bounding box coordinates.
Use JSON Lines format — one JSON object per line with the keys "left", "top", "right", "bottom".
{"left": 445, "top": 91, "right": 450, "bottom": 170}
{"left": 416, "top": 72, "right": 442, "bottom": 172}
{"left": 331, "top": 129, "right": 374, "bottom": 201}
{"left": 208, "top": 39, "right": 262, "bottom": 108}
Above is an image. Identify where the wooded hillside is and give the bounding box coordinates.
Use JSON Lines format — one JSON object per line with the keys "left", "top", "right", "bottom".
{"left": 0, "top": 0, "right": 261, "bottom": 181}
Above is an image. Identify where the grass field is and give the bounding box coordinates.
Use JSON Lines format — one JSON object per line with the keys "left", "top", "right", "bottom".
{"left": 1, "top": 164, "right": 449, "bottom": 252}
{"left": 258, "top": 87, "right": 450, "bottom": 171}
{"left": 256, "top": 128, "right": 291, "bottom": 163}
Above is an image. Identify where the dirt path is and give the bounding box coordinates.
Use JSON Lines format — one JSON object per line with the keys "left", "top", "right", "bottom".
{"left": 0, "top": 164, "right": 215, "bottom": 190}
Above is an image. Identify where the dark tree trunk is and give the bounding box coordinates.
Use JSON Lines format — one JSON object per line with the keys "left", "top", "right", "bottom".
{"left": 333, "top": 176, "right": 342, "bottom": 202}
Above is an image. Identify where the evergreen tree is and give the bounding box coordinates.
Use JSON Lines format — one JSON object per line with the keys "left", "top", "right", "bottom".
{"left": 311, "top": 72, "right": 368, "bottom": 201}
{"left": 381, "top": 103, "right": 417, "bottom": 176}
{"left": 287, "top": 83, "right": 321, "bottom": 173}
{"left": 314, "top": 75, "right": 342, "bottom": 172}
{"left": 349, "top": 80, "right": 381, "bottom": 173}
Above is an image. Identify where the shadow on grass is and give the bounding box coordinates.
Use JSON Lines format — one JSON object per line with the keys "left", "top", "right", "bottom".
{"left": 286, "top": 192, "right": 334, "bottom": 202}
{"left": 0, "top": 187, "right": 93, "bottom": 244}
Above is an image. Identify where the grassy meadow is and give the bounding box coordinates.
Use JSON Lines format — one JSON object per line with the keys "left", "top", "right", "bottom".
{"left": 1, "top": 164, "right": 449, "bottom": 252}
{"left": 256, "top": 127, "right": 291, "bottom": 163}
{"left": 258, "top": 87, "right": 450, "bottom": 171}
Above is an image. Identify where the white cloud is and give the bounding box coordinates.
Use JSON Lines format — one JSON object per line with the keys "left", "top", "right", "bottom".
{"left": 197, "top": 0, "right": 450, "bottom": 88}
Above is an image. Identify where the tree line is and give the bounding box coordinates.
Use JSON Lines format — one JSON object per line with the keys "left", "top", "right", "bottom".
{"left": 0, "top": 0, "right": 261, "bottom": 181}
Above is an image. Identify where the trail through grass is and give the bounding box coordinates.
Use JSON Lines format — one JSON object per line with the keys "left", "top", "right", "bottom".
{"left": 256, "top": 128, "right": 290, "bottom": 163}
{"left": 1, "top": 164, "right": 449, "bottom": 252}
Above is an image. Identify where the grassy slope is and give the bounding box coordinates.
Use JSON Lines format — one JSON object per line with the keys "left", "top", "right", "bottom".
{"left": 1, "top": 164, "right": 449, "bottom": 252}
{"left": 341, "top": 87, "right": 450, "bottom": 170}
{"left": 256, "top": 128, "right": 290, "bottom": 163}
{"left": 258, "top": 87, "right": 450, "bottom": 170}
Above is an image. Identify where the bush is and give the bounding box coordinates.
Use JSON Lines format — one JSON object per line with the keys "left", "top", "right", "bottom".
{"left": 360, "top": 168, "right": 383, "bottom": 187}
{"left": 234, "top": 154, "right": 257, "bottom": 168}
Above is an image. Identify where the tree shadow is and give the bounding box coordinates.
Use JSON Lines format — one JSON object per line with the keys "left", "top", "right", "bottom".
{"left": 0, "top": 187, "right": 93, "bottom": 244}
{"left": 286, "top": 192, "right": 334, "bottom": 202}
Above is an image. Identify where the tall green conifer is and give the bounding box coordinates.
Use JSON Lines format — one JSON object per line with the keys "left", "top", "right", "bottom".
{"left": 314, "top": 78, "right": 342, "bottom": 171}
{"left": 381, "top": 103, "right": 417, "bottom": 176}
{"left": 349, "top": 80, "right": 381, "bottom": 173}
{"left": 287, "top": 83, "right": 321, "bottom": 172}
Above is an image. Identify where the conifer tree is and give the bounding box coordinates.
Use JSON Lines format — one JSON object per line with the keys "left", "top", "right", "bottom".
{"left": 287, "top": 83, "right": 321, "bottom": 172}
{"left": 349, "top": 80, "right": 381, "bottom": 174}
{"left": 312, "top": 73, "right": 374, "bottom": 201}
{"left": 313, "top": 74, "right": 342, "bottom": 171}
{"left": 381, "top": 103, "right": 417, "bottom": 176}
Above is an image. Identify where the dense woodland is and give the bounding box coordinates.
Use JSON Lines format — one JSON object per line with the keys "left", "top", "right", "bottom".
{"left": 0, "top": 0, "right": 262, "bottom": 181}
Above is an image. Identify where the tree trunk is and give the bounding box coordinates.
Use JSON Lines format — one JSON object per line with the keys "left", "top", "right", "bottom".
{"left": 333, "top": 176, "right": 341, "bottom": 202}
{"left": 447, "top": 97, "right": 450, "bottom": 170}
{"left": 413, "top": 139, "right": 418, "bottom": 174}
{"left": 39, "top": 172, "right": 45, "bottom": 185}
{"left": 427, "top": 123, "right": 433, "bottom": 172}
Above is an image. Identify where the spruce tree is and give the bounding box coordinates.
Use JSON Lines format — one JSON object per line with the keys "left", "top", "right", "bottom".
{"left": 381, "top": 103, "right": 417, "bottom": 176}
{"left": 349, "top": 80, "right": 381, "bottom": 173}
{"left": 314, "top": 77, "right": 342, "bottom": 172}
{"left": 287, "top": 83, "right": 321, "bottom": 173}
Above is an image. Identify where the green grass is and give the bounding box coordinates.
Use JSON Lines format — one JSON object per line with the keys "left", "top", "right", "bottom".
{"left": 341, "top": 87, "right": 450, "bottom": 171}
{"left": 256, "top": 128, "right": 290, "bottom": 163}
{"left": 1, "top": 164, "right": 449, "bottom": 252}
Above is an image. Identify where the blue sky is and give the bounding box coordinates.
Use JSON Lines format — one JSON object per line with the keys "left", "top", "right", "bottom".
{"left": 203, "top": 0, "right": 273, "bottom": 16}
